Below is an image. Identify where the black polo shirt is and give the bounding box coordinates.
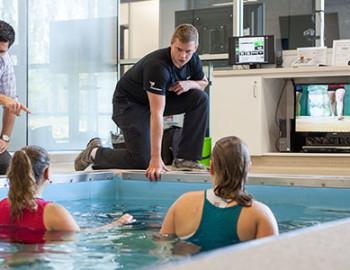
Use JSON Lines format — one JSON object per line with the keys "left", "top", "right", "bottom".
{"left": 114, "top": 47, "right": 204, "bottom": 105}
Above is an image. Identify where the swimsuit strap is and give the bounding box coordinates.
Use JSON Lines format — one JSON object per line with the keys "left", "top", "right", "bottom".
{"left": 206, "top": 189, "right": 232, "bottom": 208}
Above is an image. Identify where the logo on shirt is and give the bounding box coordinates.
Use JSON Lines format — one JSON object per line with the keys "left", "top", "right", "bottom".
{"left": 149, "top": 81, "right": 162, "bottom": 91}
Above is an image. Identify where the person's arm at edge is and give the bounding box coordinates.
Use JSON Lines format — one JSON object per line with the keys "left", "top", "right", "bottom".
{"left": 44, "top": 203, "right": 80, "bottom": 231}
{"left": 254, "top": 201, "right": 279, "bottom": 239}
{"left": 0, "top": 94, "right": 31, "bottom": 116}
{"left": 160, "top": 202, "right": 176, "bottom": 234}
{"left": 144, "top": 91, "right": 171, "bottom": 181}
{"left": 83, "top": 213, "right": 135, "bottom": 233}
{"left": 44, "top": 203, "right": 135, "bottom": 232}
{"left": 0, "top": 109, "right": 15, "bottom": 153}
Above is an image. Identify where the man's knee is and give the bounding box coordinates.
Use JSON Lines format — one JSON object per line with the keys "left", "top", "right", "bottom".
{"left": 190, "top": 89, "right": 209, "bottom": 106}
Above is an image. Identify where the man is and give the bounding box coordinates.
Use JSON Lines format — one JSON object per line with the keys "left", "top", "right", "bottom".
{"left": 75, "top": 24, "right": 209, "bottom": 181}
{"left": 0, "top": 20, "right": 30, "bottom": 175}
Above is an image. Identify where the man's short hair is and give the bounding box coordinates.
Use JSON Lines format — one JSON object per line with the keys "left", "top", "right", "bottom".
{"left": 0, "top": 20, "right": 15, "bottom": 48}
{"left": 171, "top": 24, "right": 198, "bottom": 46}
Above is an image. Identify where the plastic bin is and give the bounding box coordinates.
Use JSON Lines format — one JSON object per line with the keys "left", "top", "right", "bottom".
{"left": 198, "top": 137, "right": 211, "bottom": 166}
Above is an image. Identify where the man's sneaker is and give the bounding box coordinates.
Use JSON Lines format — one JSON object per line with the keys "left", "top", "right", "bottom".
{"left": 172, "top": 158, "right": 209, "bottom": 171}
{"left": 74, "top": 138, "right": 101, "bottom": 171}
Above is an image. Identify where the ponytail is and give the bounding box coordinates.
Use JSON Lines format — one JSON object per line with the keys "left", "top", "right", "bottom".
{"left": 212, "top": 136, "right": 253, "bottom": 207}
{"left": 7, "top": 150, "right": 37, "bottom": 222}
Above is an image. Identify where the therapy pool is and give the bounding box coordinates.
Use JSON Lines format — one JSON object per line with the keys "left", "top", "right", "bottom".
{"left": 0, "top": 170, "right": 350, "bottom": 269}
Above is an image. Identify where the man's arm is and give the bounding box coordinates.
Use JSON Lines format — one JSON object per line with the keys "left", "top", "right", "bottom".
{"left": 0, "top": 95, "right": 30, "bottom": 153}
{"left": 144, "top": 91, "right": 171, "bottom": 181}
{"left": 168, "top": 76, "right": 208, "bottom": 95}
{"left": 0, "top": 94, "right": 30, "bottom": 116}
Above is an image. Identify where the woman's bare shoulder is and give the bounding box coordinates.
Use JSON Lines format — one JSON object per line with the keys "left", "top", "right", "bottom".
{"left": 245, "top": 200, "right": 275, "bottom": 217}
{"left": 44, "top": 203, "right": 71, "bottom": 218}
{"left": 178, "top": 190, "right": 205, "bottom": 201}
{"left": 173, "top": 190, "right": 205, "bottom": 208}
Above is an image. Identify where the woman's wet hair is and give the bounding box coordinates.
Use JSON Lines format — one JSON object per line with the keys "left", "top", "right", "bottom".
{"left": 7, "top": 146, "right": 50, "bottom": 221}
{"left": 212, "top": 136, "right": 253, "bottom": 206}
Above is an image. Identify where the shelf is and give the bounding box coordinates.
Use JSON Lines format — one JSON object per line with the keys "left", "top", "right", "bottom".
{"left": 213, "top": 66, "right": 350, "bottom": 79}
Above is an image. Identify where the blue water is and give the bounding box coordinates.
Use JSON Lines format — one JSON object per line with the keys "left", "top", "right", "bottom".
{"left": 0, "top": 194, "right": 350, "bottom": 269}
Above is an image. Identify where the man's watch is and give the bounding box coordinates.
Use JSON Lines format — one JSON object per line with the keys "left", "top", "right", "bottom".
{"left": 1, "top": 135, "right": 10, "bottom": 143}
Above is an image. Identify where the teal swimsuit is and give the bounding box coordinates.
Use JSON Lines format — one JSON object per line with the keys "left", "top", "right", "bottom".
{"left": 186, "top": 190, "right": 243, "bottom": 251}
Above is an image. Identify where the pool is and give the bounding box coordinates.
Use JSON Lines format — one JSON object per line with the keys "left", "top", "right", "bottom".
{"left": 0, "top": 170, "right": 350, "bottom": 269}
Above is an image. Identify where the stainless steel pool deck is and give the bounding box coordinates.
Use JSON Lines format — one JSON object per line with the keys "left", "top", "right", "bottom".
{"left": 1, "top": 168, "right": 350, "bottom": 269}
{"left": 2, "top": 168, "right": 350, "bottom": 188}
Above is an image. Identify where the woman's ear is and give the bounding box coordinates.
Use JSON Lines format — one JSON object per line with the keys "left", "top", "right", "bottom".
{"left": 209, "top": 160, "right": 214, "bottom": 175}
{"left": 44, "top": 167, "right": 50, "bottom": 181}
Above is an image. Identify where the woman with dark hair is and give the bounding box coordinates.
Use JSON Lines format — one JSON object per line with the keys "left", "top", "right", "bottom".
{"left": 0, "top": 146, "right": 134, "bottom": 234}
{"left": 160, "top": 136, "right": 278, "bottom": 251}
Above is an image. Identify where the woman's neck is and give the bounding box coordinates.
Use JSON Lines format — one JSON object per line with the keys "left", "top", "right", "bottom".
{"left": 34, "top": 181, "right": 47, "bottom": 199}
{"left": 207, "top": 188, "right": 233, "bottom": 208}
{"left": 35, "top": 190, "right": 43, "bottom": 199}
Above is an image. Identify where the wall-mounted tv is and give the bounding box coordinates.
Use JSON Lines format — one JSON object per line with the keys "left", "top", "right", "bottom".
{"left": 228, "top": 35, "right": 275, "bottom": 68}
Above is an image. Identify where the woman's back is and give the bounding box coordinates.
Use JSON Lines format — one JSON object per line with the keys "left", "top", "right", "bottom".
{"left": 162, "top": 189, "right": 277, "bottom": 248}
{"left": 0, "top": 198, "right": 52, "bottom": 230}
{"left": 160, "top": 136, "right": 279, "bottom": 252}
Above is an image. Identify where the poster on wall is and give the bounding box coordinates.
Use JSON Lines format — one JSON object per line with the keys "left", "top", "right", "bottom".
{"left": 332, "top": 39, "right": 350, "bottom": 66}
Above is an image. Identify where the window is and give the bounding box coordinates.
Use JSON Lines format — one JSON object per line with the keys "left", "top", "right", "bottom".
{"left": 27, "top": 0, "right": 118, "bottom": 150}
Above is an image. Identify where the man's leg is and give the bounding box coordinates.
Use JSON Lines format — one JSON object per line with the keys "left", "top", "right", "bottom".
{"left": 336, "top": 88, "right": 345, "bottom": 120}
{"left": 328, "top": 91, "right": 336, "bottom": 117}
{"left": 92, "top": 100, "right": 151, "bottom": 169}
{"left": 164, "top": 89, "right": 209, "bottom": 161}
{"left": 0, "top": 151, "right": 11, "bottom": 175}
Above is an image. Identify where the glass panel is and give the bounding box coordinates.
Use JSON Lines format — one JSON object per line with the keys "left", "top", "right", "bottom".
{"left": 28, "top": 0, "right": 118, "bottom": 150}
{"left": 257, "top": 0, "right": 350, "bottom": 50}
{"left": 325, "top": 0, "right": 350, "bottom": 42}
{"left": 0, "top": 0, "right": 27, "bottom": 151}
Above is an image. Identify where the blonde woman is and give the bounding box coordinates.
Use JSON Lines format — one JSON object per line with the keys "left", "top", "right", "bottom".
{"left": 160, "top": 136, "right": 278, "bottom": 251}
{"left": 0, "top": 146, "right": 133, "bottom": 235}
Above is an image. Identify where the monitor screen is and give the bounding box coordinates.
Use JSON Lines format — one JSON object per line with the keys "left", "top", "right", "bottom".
{"left": 228, "top": 35, "right": 275, "bottom": 66}
{"left": 294, "top": 83, "right": 350, "bottom": 133}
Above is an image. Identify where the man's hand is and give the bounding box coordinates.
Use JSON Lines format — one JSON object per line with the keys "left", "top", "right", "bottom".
{"left": 145, "top": 157, "right": 171, "bottom": 181}
{"left": 0, "top": 139, "right": 8, "bottom": 154}
{"left": 168, "top": 81, "right": 191, "bottom": 95}
{"left": 168, "top": 77, "right": 208, "bottom": 95}
{"left": 2, "top": 95, "right": 31, "bottom": 116}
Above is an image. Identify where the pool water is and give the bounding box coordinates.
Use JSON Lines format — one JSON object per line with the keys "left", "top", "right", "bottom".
{"left": 1, "top": 195, "right": 350, "bottom": 270}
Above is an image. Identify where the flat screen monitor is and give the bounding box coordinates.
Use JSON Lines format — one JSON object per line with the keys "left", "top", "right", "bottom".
{"left": 294, "top": 83, "right": 350, "bottom": 134}
{"left": 228, "top": 35, "right": 275, "bottom": 67}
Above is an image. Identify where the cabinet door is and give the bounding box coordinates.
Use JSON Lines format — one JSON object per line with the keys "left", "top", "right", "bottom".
{"left": 211, "top": 76, "right": 262, "bottom": 155}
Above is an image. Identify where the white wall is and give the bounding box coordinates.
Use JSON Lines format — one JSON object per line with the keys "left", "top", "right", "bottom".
{"left": 128, "top": 0, "right": 159, "bottom": 59}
